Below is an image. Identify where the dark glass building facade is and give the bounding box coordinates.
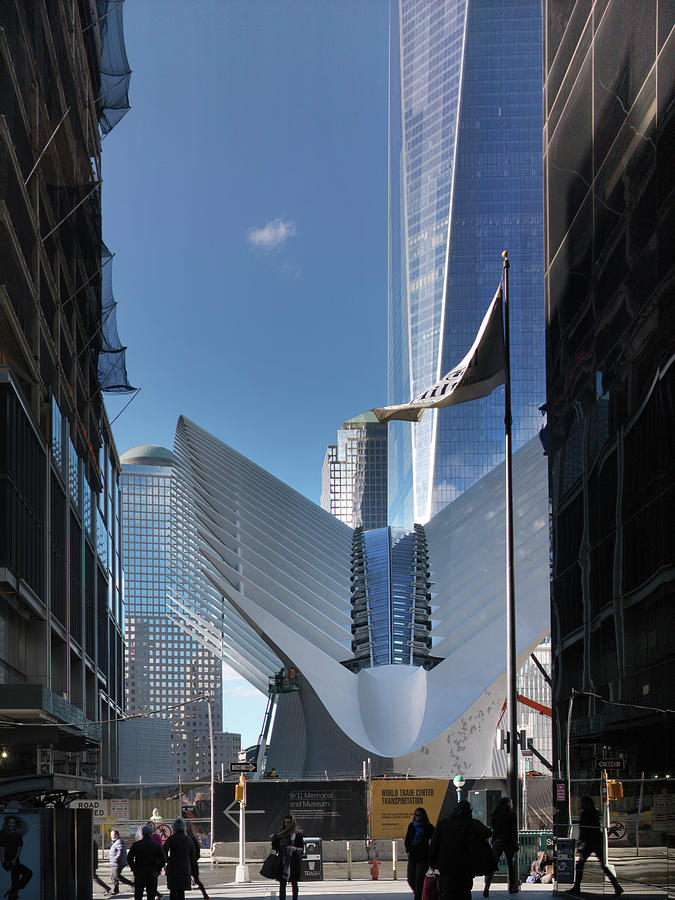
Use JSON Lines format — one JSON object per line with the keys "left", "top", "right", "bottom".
{"left": 545, "top": 0, "right": 674, "bottom": 787}
{"left": 0, "top": 0, "right": 130, "bottom": 783}
{"left": 388, "top": 0, "right": 546, "bottom": 525}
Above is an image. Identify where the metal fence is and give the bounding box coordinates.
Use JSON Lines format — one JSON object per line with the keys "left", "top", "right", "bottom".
{"left": 85, "top": 773, "right": 674, "bottom": 894}
{"left": 90, "top": 780, "right": 212, "bottom": 849}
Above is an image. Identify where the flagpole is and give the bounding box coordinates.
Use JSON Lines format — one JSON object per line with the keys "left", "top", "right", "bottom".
{"left": 502, "top": 250, "right": 519, "bottom": 847}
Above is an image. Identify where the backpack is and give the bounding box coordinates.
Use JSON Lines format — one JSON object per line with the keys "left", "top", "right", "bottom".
{"left": 464, "top": 824, "right": 497, "bottom": 876}
{"left": 191, "top": 834, "right": 201, "bottom": 860}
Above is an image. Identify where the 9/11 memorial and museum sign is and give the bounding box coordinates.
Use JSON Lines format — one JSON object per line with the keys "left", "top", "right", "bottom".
{"left": 213, "top": 781, "right": 367, "bottom": 842}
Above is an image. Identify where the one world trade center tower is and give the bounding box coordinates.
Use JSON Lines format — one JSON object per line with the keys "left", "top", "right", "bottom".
{"left": 387, "top": 0, "right": 546, "bottom": 526}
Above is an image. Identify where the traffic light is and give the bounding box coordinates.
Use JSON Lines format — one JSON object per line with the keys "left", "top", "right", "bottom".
{"left": 607, "top": 780, "right": 623, "bottom": 799}
{"left": 235, "top": 774, "right": 246, "bottom": 804}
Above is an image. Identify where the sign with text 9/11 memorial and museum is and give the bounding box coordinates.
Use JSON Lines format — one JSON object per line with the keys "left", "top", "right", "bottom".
{"left": 213, "top": 780, "right": 367, "bottom": 842}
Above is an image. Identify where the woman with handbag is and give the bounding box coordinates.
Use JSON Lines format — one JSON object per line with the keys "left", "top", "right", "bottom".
{"left": 405, "top": 807, "right": 435, "bottom": 900}
{"left": 270, "top": 815, "right": 304, "bottom": 900}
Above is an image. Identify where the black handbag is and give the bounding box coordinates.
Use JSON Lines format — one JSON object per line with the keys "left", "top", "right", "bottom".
{"left": 260, "top": 852, "right": 281, "bottom": 879}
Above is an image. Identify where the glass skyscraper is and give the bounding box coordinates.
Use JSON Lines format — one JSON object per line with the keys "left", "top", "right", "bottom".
{"left": 388, "top": 0, "right": 546, "bottom": 525}
{"left": 349, "top": 524, "right": 432, "bottom": 670}
{"left": 321, "top": 412, "right": 388, "bottom": 529}
{"left": 120, "top": 445, "right": 240, "bottom": 781}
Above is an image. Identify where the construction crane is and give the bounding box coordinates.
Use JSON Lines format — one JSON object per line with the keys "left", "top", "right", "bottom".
{"left": 254, "top": 668, "right": 300, "bottom": 775}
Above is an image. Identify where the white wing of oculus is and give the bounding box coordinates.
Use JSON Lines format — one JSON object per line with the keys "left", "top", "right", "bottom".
{"left": 171, "top": 417, "right": 549, "bottom": 758}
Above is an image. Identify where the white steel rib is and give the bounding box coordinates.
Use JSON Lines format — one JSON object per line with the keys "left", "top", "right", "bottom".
{"left": 170, "top": 416, "right": 549, "bottom": 757}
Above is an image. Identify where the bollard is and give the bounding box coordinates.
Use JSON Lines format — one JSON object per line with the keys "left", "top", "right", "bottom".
{"left": 347, "top": 841, "right": 352, "bottom": 881}
{"left": 392, "top": 839, "right": 397, "bottom": 880}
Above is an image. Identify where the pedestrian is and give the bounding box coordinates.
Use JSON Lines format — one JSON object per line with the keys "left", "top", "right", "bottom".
{"left": 428, "top": 800, "right": 492, "bottom": 900}
{"left": 93, "top": 839, "right": 111, "bottom": 895}
{"left": 109, "top": 829, "right": 134, "bottom": 895}
{"left": 147, "top": 828, "right": 166, "bottom": 900}
{"left": 127, "top": 824, "right": 166, "bottom": 900}
{"left": 186, "top": 822, "right": 210, "bottom": 900}
{"left": 483, "top": 797, "right": 519, "bottom": 896}
{"left": 161, "top": 817, "right": 195, "bottom": 900}
{"left": 270, "top": 814, "right": 304, "bottom": 900}
{"left": 405, "top": 807, "right": 435, "bottom": 900}
{"left": 567, "top": 797, "right": 623, "bottom": 896}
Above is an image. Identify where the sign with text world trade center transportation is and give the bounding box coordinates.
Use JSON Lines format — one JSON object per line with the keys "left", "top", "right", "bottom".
{"left": 372, "top": 779, "right": 450, "bottom": 839}
{"left": 213, "top": 781, "right": 366, "bottom": 842}
{"left": 371, "top": 779, "right": 504, "bottom": 838}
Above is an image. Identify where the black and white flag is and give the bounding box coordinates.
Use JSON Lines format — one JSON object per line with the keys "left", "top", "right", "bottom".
{"left": 373, "top": 285, "right": 505, "bottom": 424}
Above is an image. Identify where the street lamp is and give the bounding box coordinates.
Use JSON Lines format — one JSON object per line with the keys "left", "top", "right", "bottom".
{"left": 453, "top": 774, "right": 466, "bottom": 802}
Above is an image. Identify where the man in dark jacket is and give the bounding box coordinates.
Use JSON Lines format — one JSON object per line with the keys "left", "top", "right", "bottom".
{"left": 162, "top": 817, "right": 195, "bottom": 900}
{"left": 109, "top": 830, "right": 134, "bottom": 894}
{"left": 428, "top": 800, "right": 492, "bottom": 900}
{"left": 568, "top": 797, "right": 623, "bottom": 896}
{"left": 128, "top": 824, "right": 166, "bottom": 900}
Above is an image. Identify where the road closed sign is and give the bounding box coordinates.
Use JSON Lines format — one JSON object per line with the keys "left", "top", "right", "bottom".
{"left": 72, "top": 799, "right": 108, "bottom": 819}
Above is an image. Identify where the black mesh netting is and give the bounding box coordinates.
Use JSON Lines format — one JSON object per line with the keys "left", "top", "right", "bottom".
{"left": 96, "top": 1, "right": 131, "bottom": 135}
{"left": 96, "top": 243, "right": 135, "bottom": 393}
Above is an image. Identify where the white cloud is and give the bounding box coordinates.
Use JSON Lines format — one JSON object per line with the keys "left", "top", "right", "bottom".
{"left": 246, "top": 217, "right": 296, "bottom": 252}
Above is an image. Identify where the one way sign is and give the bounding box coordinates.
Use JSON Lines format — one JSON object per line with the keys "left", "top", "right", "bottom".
{"left": 230, "top": 761, "right": 257, "bottom": 773}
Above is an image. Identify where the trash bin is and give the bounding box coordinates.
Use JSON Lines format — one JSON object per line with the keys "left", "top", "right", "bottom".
{"left": 301, "top": 837, "right": 323, "bottom": 881}
{"left": 554, "top": 837, "right": 576, "bottom": 885}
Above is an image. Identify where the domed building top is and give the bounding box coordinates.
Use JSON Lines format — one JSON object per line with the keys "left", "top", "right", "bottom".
{"left": 119, "top": 444, "right": 174, "bottom": 466}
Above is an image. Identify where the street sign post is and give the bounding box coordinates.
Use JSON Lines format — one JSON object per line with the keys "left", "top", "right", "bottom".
{"left": 234, "top": 775, "right": 250, "bottom": 883}
{"left": 597, "top": 759, "right": 623, "bottom": 770}
{"left": 72, "top": 799, "right": 108, "bottom": 820}
{"left": 230, "top": 762, "right": 257, "bottom": 774}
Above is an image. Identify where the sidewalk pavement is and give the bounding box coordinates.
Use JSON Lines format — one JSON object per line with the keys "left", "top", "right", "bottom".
{"left": 92, "top": 862, "right": 669, "bottom": 900}
{"left": 92, "top": 868, "right": 555, "bottom": 899}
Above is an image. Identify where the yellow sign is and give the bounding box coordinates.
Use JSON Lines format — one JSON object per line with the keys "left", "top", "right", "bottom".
{"left": 371, "top": 779, "right": 449, "bottom": 839}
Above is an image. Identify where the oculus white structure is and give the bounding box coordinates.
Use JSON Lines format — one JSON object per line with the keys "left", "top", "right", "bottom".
{"left": 169, "top": 416, "right": 549, "bottom": 775}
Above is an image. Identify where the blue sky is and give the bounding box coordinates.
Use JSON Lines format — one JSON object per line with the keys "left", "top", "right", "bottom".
{"left": 103, "top": 0, "right": 389, "bottom": 746}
